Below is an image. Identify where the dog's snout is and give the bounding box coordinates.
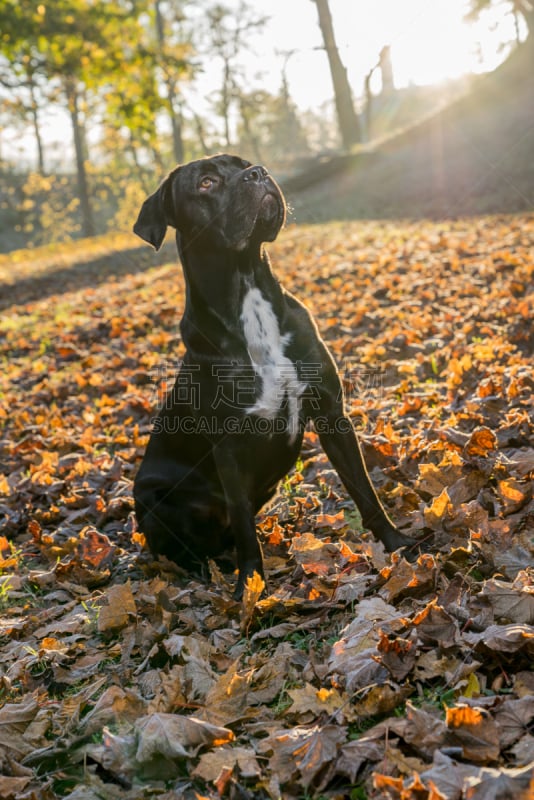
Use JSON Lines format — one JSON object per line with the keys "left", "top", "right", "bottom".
{"left": 243, "top": 165, "right": 268, "bottom": 183}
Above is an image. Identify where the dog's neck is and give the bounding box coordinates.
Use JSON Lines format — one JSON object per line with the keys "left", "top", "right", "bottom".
{"left": 177, "top": 237, "right": 282, "bottom": 357}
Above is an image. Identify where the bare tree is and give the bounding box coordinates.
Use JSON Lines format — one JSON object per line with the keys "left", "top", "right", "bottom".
{"left": 0, "top": 49, "right": 47, "bottom": 174}
{"left": 310, "top": 0, "right": 361, "bottom": 149}
{"left": 64, "top": 77, "right": 95, "bottom": 237}
{"left": 205, "top": 1, "right": 268, "bottom": 149}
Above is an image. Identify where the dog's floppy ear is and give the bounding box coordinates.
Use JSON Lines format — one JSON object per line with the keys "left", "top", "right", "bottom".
{"left": 133, "top": 168, "right": 179, "bottom": 251}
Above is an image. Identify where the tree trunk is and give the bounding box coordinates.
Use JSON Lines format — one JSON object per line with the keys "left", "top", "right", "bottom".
{"left": 193, "top": 112, "right": 210, "bottom": 153}
{"left": 311, "top": 0, "right": 360, "bottom": 149}
{"left": 221, "top": 57, "right": 232, "bottom": 148}
{"left": 379, "top": 45, "right": 395, "bottom": 96}
{"left": 155, "top": 0, "right": 185, "bottom": 163}
{"left": 239, "top": 97, "right": 263, "bottom": 163}
{"left": 28, "top": 77, "right": 45, "bottom": 174}
{"left": 65, "top": 77, "right": 95, "bottom": 238}
{"left": 363, "top": 70, "right": 373, "bottom": 142}
{"left": 169, "top": 97, "right": 184, "bottom": 163}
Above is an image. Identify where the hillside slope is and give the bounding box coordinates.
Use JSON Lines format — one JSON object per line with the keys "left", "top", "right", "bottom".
{"left": 287, "top": 40, "right": 534, "bottom": 222}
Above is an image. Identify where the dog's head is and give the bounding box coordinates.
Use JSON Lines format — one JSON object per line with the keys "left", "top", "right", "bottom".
{"left": 133, "top": 154, "right": 286, "bottom": 252}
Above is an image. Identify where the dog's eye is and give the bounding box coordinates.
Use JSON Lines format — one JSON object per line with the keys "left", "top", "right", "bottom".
{"left": 199, "top": 176, "right": 216, "bottom": 191}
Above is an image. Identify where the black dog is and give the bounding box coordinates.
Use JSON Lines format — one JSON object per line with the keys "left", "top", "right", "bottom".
{"left": 133, "top": 154, "right": 414, "bottom": 596}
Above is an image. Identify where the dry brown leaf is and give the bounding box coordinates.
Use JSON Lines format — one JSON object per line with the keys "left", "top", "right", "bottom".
{"left": 240, "top": 570, "right": 265, "bottom": 633}
{"left": 201, "top": 660, "right": 252, "bottom": 726}
{"left": 0, "top": 696, "right": 39, "bottom": 757}
{"left": 97, "top": 581, "right": 136, "bottom": 632}
{"left": 247, "top": 647, "right": 293, "bottom": 705}
{"left": 464, "top": 427, "right": 498, "bottom": 457}
{"left": 494, "top": 696, "right": 534, "bottom": 749}
{"left": 416, "top": 453, "right": 464, "bottom": 495}
{"left": 445, "top": 705, "right": 500, "bottom": 762}
{"left": 336, "top": 733, "right": 385, "bottom": 782}
{"left": 402, "top": 702, "right": 447, "bottom": 756}
{"left": 478, "top": 576, "right": 534, "bottom": 624}
{"left": 372, "top": 772, "right": 404, "bottom": 798}
{"left": 420, "top": 750, "right": 483, "bottom": 800}
{"left": 414, "top": 651, "right": 464, "bottom": 681}
{"left": 135, "top": 713, "right": 234, "bottom": 762}
{"left": 0, "top": 776, "right": 33, "bottom": 799}
{"left": 463, "top": 623, "right": 534, "bottom": 654}
{"left": 376, "top": 631, "right": 417, "bottom": 681}
{"left": 76, "top": 526, "right": 117, "bottom": 568}
{"left": 287, "top": 683, "right": 347, "bottom": 718}
{"left": 192, "top": 745, "right": 261, "bottom": 782}
{"left": 81, "top": 685, "right": 147, "bottom": 735}
{"left": 424, "top": 488, "right": 453, "bottom": 529}
{"left": 463, "top": 763, "right": 534, "bottom": 799}
{"left": 497, "top": 478, "right": 531, "bottom": 513}
{"left": 353, "top": 683, "right": 412, "bottom": 720}
{"left": 447, "top": 470, "right": 487, "bottom": 505}
{"left": 514, "top": 671, "right": 534, "bottom": 698}
{"left": 289, "top": 531, "right": 347, "bottom": 575}
{"left": 266, "top": 724, "right": 346, "bottom": 789}
{"left": 413, "top": 600, "right": 461, "bottom": 648}
{"left": 510, "top": 734, "right": 534, "bottom": 765}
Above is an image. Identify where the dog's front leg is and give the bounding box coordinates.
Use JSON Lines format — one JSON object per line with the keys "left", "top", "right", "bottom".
{"left": 316, "top": 414, "right": 414, "bottom": 552}
{"left": 212, "top": 444, "right": 265, "bottom": 599}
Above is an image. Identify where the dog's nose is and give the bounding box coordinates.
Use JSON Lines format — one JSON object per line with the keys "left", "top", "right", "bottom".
{"left": 243, "top": 165, "right": 269, "bottom": 183}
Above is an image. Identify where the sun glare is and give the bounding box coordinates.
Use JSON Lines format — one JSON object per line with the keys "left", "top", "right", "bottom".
{"left": 391, "top": 8, "right": 479, "bottom": 86}
{"left": 261, "top": 0, "right": 523, "bottom": 109}
{"left": 384, "top": 0, "right": 519, "bottom": 87}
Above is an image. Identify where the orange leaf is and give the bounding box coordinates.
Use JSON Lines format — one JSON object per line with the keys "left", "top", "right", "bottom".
{"left": 464, "top": 426, "right": 497, "bottom": 456}
{"left": 314, "top": 511, "right": 345, "bottom": 529}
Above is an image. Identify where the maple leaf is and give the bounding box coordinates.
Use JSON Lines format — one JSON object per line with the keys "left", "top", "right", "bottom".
{"left": 134, "top": 713, "right": 234, "bottom": 762}
{"left": 445, "top": 705, "right": 500, "bottom": 763}
{"left": 266, "top": 724, "right": 346, "bottom": 789}
{"left": 97, "top": 581, "right": 136, "bottom": 632}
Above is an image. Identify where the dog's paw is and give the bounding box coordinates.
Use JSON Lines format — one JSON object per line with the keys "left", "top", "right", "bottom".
{"left": 379, "top": 526, "right": 418, "bottom": 554}
{"left": 383, "top": 529, "right": 434, "bottom": 562}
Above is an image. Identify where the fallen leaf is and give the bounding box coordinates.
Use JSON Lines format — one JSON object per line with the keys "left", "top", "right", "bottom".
{"left": 413, "top": 600, "right": 461, "bottom": 648}
{"left": 463, "top": 763, "right": 534, "bottom": 799}
{"left": 192, "top": 745, "right": 261, "bottom": 782}
{"left": 336, "top": 733, "right": 385, "bottom": 782}
{"left": 135, "top": 714, "right": 234, "bottom": 762}
{"left": 420, "top": 751, "right": 482, "bottom": 800}
{"left": 0, "top": 696, "right": 40, "bottom": 756}
{"left": 494, "top": 696, "right": 534, "bottom": 749}
{"left": 376, "top": 631, "right": 417, "bottom": 681}
{"left": 478, "top": 576, "right": 534, "bottom": 624}
{"left": 266, "top": 724, "right": 346, "bottom": 789}
{"left": 0, "top": 776, "right": 32, "bottom": 798}
{"left": 464, "top": 427, "right": 498, "bottom": 457}
{"left": 287, "top": 683, "right": 347, "bottom": 717}
{"left": 97, "top": 581, "right": 136, "bottom": 632}
{"left": 445, "top": 705, "right": 500, "bottom": 762}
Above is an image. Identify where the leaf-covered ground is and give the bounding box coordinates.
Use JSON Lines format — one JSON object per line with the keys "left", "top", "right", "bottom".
{"left": 0, "top": 215, "right": 533, "bottom": 800}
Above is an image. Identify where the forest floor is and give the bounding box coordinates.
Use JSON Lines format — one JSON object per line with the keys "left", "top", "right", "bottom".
{"left": 0, "top": 215, "right": 533, "bottom": 799}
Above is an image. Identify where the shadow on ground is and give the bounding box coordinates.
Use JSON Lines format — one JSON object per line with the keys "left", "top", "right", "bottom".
{"left": 0, "top": 241, "right": 175, "bottom": 312}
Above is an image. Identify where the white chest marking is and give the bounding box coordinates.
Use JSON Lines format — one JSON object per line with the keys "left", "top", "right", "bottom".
{"left": 240, "top": 288, "right": 306, "bottom": 441}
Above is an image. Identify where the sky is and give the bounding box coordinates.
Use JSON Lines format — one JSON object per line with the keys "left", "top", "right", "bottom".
{"left": 2, "top": 0, "right": 525, "bottom": 166}
{"left": 222, "top": 0, "right": 523, "bottom": 106}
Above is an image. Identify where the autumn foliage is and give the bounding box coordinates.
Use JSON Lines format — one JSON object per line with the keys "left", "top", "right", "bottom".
{"left": 0, "top": 215, "right": 533, "bottom": 798}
